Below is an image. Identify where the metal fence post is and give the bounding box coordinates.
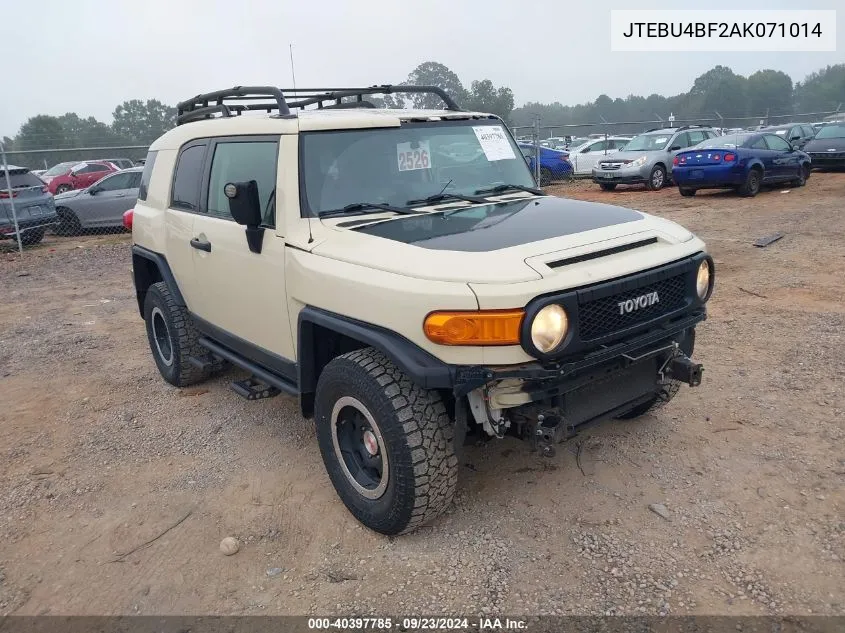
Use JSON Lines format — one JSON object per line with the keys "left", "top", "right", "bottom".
{"left": 534, "top": 118, "right": 541, "bottom": 184}
{"left": 0, "top": 140, "right": 24, "bottom": 255}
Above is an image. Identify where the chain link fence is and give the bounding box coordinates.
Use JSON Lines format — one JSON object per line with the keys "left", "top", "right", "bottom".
{"left": 1, "top": 142, "right": 148, "bottom": 254}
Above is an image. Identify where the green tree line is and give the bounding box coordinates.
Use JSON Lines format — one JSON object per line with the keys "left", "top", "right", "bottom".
{"left": 3, "top": 63, "right": 843, "bottom": 169}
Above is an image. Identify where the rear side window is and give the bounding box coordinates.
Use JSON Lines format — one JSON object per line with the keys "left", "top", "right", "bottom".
{"left": 4, "top": 171, "right": 43, "bottom": 189}
{"left": 138, "top": 151, "right": 158, "bottom": 201}
{"left": 79, "top": 163, "right": 109, "bottom": 174}
{"left": 171, "top": 144, "right": 206, "bottom": 211}
{"left": 206, "top": 140, "right": 278, "bottom": 223}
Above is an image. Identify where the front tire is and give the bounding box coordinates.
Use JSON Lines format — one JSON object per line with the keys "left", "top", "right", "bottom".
{"left": 55, "top": 184, "right": 72, "bottom": 195}
{"left": 539, "top": 167, "right": 553, "bottom": 186}
{"left": 598, "top": 183, "right": 617, "bottom": 191}
{"left": 315, "top": 348, "right": 458, "bottom": 535}
{"left": 646, "top": 165, "right": 666, "bottom": 191}
{"left": 143, "top": 282, "right": 210, "bottom": 387}
{"left": 679, "top": 187, "right": 696, "bottom": 197}
{"left": 793, "top": 164, "right": 809, "bottom": 187}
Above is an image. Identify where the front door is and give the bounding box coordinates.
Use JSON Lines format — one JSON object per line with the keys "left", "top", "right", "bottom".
{"left": 187, "top": 135, "right": 294, "bottom": 369}
{"left": 84, "top": 170, "right": 140, "bottom": 226}
{"left": 763, "top": 133, "right": 800, "bottom": 180}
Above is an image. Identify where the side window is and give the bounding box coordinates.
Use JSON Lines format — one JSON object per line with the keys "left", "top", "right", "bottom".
{"left": 87, "top": 164, "right": 109, "bottom": 173}
{"left": 687, "top": 131, "right": 707, "bottom": 146}
{"left": 171, "top": 144, "right": 207, "bottom": 211}
{"left": 671, "top": 133, "right": 689, "bottom": 149}
{"left": 750, "top": 136, "right": 768, "bottom": 150}
{"left": 803, "top": 125, "right": 815, "bottom": 138}
{"left": 585, "top": 140, "right": 607, "bottom": 152}
{"left": 127, "top": 172, "right": 142, "bottom": 189}
{"left": 95, "top": 172, "right": 132, "bottom": 191}
{"left": 764, "top": 134, "right": 792, "bottom": 151}
{"left": 138, "top": 151, "right": 158, "bottom": 202}
{"left": 206, "top": 140, "right": 279, "bottom": 225}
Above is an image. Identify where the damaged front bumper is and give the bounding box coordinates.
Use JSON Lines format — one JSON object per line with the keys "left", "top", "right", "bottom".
{"left": 453, "top": 310, "right": 706, "bottom": 451}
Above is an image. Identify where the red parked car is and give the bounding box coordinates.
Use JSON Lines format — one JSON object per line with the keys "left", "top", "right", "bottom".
{"left": 44, "top": 161, "right": 119, "bottom": 195}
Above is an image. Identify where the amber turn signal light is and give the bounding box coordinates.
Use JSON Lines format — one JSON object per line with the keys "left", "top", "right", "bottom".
{"left": 423, "top": 310, "right": 524, "bottom": 346}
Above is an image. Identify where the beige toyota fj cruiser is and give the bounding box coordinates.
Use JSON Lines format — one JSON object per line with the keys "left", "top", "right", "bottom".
{"left": 129, "top": 85, "right": 714, "bottom": 535}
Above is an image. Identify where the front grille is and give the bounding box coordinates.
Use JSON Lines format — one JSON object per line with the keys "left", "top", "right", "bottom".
{"left": 578, "top": 273, "right": 687, "bottom": 340}
{"left": 809, "top": 152, "right": 845, "bottom": 160}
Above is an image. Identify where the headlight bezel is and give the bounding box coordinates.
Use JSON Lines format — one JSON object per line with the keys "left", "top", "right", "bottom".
{"left": 529, "top": 304, "right": 569, "bottom": 354}
{"left": 630, "top": 155, "right": 649, "bottom": 168}
{"left": 696, "top": 256, "right": 715, "bottom": 302}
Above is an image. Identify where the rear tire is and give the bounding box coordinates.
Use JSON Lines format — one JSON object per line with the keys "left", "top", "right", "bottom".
{"left": 598, "top": 183, "right": 617, "bottom": 191}
{"left": 20, "top": 228, "right": 45, "bottom": 246}
{"left": 143, "top": 281, "right": 210, "bottom": 387}
{"left": 738, "top": 168, "right": 761, "bottom": 197}
{"left": 315, "top": 348, "right": 458, "bottom": 535}
{"left": 679, "top": 187, "right": 696, "bottom": 197}
{"left": 539, "top": 167, "right": 553, "bottom": 187}
{"left": 55, "top": 207, "right": 82, "bottom": 236}
{"left": 646, "top": 165, "right": 666, "bottom": 191}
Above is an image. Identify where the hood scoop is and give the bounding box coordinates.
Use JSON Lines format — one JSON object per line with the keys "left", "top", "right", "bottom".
{"left": 546, "top": 237, "right": 658, "bottom": 269}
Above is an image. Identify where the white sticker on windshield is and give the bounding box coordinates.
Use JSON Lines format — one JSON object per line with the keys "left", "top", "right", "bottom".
{"left": 775, "top": 130, "right": 786, "bottom": 135}
{"left": 472, "top": 125, "right": 516, "bottom": 161}
{"left": 654, "top": 137, "right": 669, "bottom": 144}
{"left": 397, "top": 141, "right": 431, "bottom": 171}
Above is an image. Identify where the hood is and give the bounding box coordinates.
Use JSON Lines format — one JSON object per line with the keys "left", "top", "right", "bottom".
{"left": 804, "top": 137, "right": 845, "bottom": 152}
{"left": 311, "top": 196, "right": 695, "bottom": 284}
{"left": 603, "top": 148, "right": 665, "bottom": 160}
{"left": 54, "top": 189, "right": 82, "bottom": 200}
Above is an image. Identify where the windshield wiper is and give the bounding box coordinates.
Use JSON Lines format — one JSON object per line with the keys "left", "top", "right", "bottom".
{"left": 406, "top": 192, "right": 488, "bottom": 206}
{"left": 318, "top": 202, "right": 418, "bottom": 218}
{"left": 474, "top": 183, "right": 544, "bottom": 196}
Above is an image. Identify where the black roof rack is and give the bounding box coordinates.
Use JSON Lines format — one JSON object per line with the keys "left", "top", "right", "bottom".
{"left": 176, "top": 85, "right": 462, "bottom": 126}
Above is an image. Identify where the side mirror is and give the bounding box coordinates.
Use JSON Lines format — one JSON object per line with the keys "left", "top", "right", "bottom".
{"left": 669, "top": 145, "right": 682, "bottom": 152}
{"left": 225, "top": 180, "right": 264, "bottom": 254}
{"left": 89, "top": 186, "right": 99, "bottom": 195}
{"left": 790, "top": 135, "right": 800, "bottom": 141}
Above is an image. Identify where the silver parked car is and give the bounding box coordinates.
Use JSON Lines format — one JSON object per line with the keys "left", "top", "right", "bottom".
{"left": 591, "top": 125, "right": 719, "bottom": 191}
{"left": 53, "top": 167, "right": 142, "bottom": 235}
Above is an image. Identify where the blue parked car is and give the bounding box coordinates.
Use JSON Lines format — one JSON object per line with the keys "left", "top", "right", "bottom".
{"left": 518, "top": 143, "right": 572, "bottom": 185}
{"left": 672, "top": 132, "right": 811, "bottom": 197}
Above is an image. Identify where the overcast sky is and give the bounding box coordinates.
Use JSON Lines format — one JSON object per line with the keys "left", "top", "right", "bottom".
{"left": 2, "top": 0, "right": 841, "bottom": 137}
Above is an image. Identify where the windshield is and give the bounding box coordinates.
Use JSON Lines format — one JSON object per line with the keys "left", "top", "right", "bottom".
{"left": 300, "top": 121, "right": 535, "bottom": 217}
{"left": 43, "top": 161, "right": 77, "bottom": 177}
{"left": 814, "top": 124, "right": 845, "bottom": 139}
{"left": 623, "top": 133, "right": 672, "bottom": 151}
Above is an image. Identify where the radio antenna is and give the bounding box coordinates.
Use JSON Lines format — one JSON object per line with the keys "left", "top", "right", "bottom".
{"left": 290, "top": 43, "right": 314, "bottom": 243}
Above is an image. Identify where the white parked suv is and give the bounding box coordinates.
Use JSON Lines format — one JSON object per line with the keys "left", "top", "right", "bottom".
{"left": 129, "top": 85, "right": 714, "bottom": 535}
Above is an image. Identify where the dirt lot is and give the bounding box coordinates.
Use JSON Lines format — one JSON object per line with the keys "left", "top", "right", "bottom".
{"left": 1, "top": 175, "right": 843, "bottom": 617}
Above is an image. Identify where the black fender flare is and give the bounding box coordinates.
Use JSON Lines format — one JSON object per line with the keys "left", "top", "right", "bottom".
{"left": 297, "top": 306, "right": 455, "bottom": 398}
{"left": 131, "top": 245, "right": 186, "bottom": 316}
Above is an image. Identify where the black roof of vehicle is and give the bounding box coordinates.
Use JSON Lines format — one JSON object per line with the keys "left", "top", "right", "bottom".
{"left": 1, "top": 164, "right": 28, "bottom": 173}
{"left": 176, "top": 85, "right": 462, "bottom": 125}
{"left": 760, "top": 123, "right": 812, "bottom": 132}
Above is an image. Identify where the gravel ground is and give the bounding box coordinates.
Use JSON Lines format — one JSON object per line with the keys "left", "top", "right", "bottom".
{"left": 0, "top": 175, "right": 843, "bottom": 617}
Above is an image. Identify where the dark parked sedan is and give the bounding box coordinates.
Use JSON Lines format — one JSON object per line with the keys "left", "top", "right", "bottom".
{"left": 759, "top": 122, "right": 816, "bottom": 150}
{"left": 802, "top": 122, "right": 845, "bottom": 169}
{"left": 53, "top": 167, "right": 142, "bottom": 235}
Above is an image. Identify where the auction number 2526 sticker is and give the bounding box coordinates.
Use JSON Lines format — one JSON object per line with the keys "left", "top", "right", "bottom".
{"left": 397, "top": 141, "right": 431, "bottom": 171}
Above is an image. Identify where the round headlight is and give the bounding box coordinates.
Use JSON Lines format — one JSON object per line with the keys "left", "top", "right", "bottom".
{"left": 696, "top": 259, "right": 711, "bottom": 300}
{"left": 530, "top": 304, "right": 569, "bottom": 353}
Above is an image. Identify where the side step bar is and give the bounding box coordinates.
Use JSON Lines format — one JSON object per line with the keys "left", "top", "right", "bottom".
{"left": 197, "top": 337, "right": 298, "bottom": 397}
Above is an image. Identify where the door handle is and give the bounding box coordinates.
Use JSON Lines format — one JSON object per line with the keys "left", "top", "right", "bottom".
{"left": 190, "top": 237, "right": 212, "bottom": 252}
